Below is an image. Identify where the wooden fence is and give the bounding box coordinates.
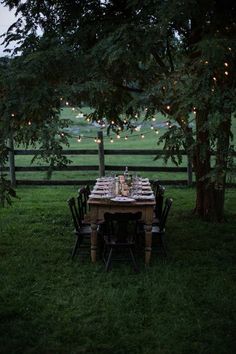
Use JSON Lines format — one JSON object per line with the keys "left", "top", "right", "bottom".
{"left": 2, "top": 132, "right": 235, "bottom": 187}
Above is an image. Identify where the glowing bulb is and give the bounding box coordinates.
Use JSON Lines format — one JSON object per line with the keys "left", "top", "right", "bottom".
{"left": 166, "top": 105, "right": 170, "bottom": 110}
{"left": 61, "top": 132, "right": 64, "bottom": 137}
{"left": 97, "top": 139, "right": 101, "bottom": 144}
{"left": 77, "top": 136, "right": 81, "bottom": 142}
{"left": 72, "top": 107, "right": 75, "bottom": 111}
{"left": 152, "top": 117, "right": 156, "bottom": 121}
{"left": 151, "top": 125, "right": 154, "bottom": 130}
{"left": 224, "top": 62, "right": 229, "bottom": 67}
{"left": 141, "top": 134, "right": 145, "bottom": 139}
{"left": 60, "top": 97, "right": 63, "bottom": 101}
{"left": 116, "top": 134, "right": 120, "bottom": 139}
{"left": 205, "top": 61, "right": 208, "bottom": 64}
{"left": 110, "top": 138, "right": 114, "bottom": 143}
{"left": 155, "top": 129, "right": 159, "bottom": 134}
{"left": 125, "top": 136, "right": 128, "bottom": 140}
{"left": 65, "top": 101, "right": 69, "bottom": 106}
{"left": 225, "top": 71, "right": 229, "bottom": 76}
{"left": 124, "top": 119, "right": 127, "bottom": 124}
{"left": 111, "top": 120, "right": 115, "bottom": 125}
{"left": 28, "top": 121, "right": 31, "bottom": 126}
{"left": 94, "top": 138, "right": 97, "bottom": 143}
{"left": 213, "top": 77, "right": 217, "bottom": 81}
{"left": 11, "top": 113, "right": 15, "bottom": 117}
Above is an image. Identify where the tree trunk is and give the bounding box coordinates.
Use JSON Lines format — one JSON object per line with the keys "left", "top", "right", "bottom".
{"left": 192, "top": 111, "right": 231, "bottom": 222}
{"left": 192, "top": 110, "right": 214, "bottom": 220}
{"left": 212, "top": 114, "right": 231, "bottom": 222}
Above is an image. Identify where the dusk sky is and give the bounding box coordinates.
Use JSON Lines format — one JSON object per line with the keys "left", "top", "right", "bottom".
{"left": 0, "top": 3, "right": 18, "bottom": 55}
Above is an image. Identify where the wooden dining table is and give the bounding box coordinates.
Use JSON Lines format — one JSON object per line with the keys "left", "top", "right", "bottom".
{"left": 87, "top": 177, "right": 155, "bottom": 265}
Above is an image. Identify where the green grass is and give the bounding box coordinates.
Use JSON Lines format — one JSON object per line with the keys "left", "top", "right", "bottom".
{"left": 11, "top": 108, "right": 235, "bottom": 183}
{"left": 0, "top": 186, "right": 235, "bottom": 354}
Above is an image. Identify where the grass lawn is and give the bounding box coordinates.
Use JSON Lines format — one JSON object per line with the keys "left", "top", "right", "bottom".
{"left": 11, "top": 108, "right": 235, "bottom": 183}
{"left": 0, "top": 186, "right": 235, "bottom": 354}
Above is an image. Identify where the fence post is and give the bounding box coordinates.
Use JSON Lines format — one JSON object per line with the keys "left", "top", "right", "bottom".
{"left": 187, "top": 155, "right": 193, "bottom": 186}
{"left": 97, "top": 130, "right": 105, "bottom": 177}
{"left": 8, "top": 135, "right": 16, "bottom": 187}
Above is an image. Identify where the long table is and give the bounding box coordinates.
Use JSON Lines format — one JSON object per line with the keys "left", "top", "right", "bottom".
{"left": 87, "top": 178, "right": 155, "bottom": 265}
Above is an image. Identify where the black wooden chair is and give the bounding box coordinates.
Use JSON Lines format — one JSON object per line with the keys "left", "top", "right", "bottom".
{"left": 103, "top": 212, "right": 142, "bottom": 272}
{"left": 152, "top": 197, "right": 173, "bottom": 256}
{"left": 152, "top": 181, "right": 165, "bottom": 225}
{"left": 77, "top": 185, "right": 91, "bottom": 222}
{"left": 67, "top": 197, "right": 91, "bottom": 259}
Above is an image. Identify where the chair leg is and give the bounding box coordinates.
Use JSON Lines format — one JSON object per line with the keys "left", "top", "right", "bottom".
{"left": 160, "top": 235, "right": 167, "bottom": 257}
{"left": 129, "top": 247, "right": 139, "bottom": 272}
{"left": 105, "top": 248, "right": 113, "bottom": 272}
{"left": 71, "top": 237, "right": 80, "bottom": 259}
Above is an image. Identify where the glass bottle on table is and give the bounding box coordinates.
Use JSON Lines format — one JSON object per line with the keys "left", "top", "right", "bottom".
{"left": 124, "top": 166, "right": 128, "bottom": 181}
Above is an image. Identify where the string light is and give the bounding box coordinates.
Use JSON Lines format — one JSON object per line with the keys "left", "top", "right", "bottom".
{"left": 28, "top": 121, "right": 31, "bottom": 126}
{"left": 141, "top": 134, "right": 145, "bottom": 139}
{"left": 94, "top": 137, "right": 97, "bottom": 143}
{"left": 110, "top": 137, "right": 114, "bottom": 143}
{"left": 152, "top": 117, "right": 156, "bottom": 121}
{"left": 125, "top": 135, "right": 128, "bottom": 140}
{"left": 224, "top": 71, "right": 229, "bottom": 76}
{"left": 166, "top": 105, "right": 170, "bottom": 110}
{"left": 116, "top": 134, "right": 121, "bottom": 139}
{"left": 151, "top": 125, "right": 154, "bottom": 130}
{"left": 65, "top": 101, "right": 69, "bottom": 106}
{"left": 77, "top": 136, "right": 81, "bottom": 142}
{"left": 213, "top": 77, "right": 217, "bottom": 82}
{"left": 11, "top": 113, "right": 15, "bottom": 117}
{"left": 155, "top": 129, "right": 159, "bottom": 134}
{"left": 224, "top": 62, "right": 229, "bottom": 67}
{"left": 205, "top": 61, "right": 208, "bottom": 64}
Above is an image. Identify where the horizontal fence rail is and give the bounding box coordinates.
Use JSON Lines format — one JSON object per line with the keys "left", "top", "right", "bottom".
{"left": 2, "top": 133, "right": 236, "bottom": 187}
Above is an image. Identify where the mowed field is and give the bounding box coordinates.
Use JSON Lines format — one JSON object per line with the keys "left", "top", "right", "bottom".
{"left": 9, "top": 107, "right": 236, "bottom": 183}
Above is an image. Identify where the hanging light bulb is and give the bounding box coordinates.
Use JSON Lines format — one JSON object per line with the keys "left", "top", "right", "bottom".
{"left": 116, "top": 134, "right": 121, "bottom": 139}
{"left": 11, "top": 113, "right": 15, "bottom": 117}
{"left": 151, "top": 125, "right": 154, "bottom": 130}
{"left": 94, "top": 137, "right": 97, "bottom": 143}
{"left": 97, "top": 138, "right": 101, "bottom": 144}
{"left": 224, "top": 71, "right": 229, "bottom": 76}
{"left": 155, "top": 129, "right": 159, "bottom": 134}
{"left": 110, "top": 137, "right": 114, "bottom": 143}
{"left": 72, "top": 107, "right": 75, "bottom": 111}
{"left": 125, "top": 135, "right": 128, "bottom": 140}
{"left": 65, "top": 101, "right": 69, "bottom": 106}
{"left": 166, "top": 105, "right": 170, "bottom": 110}
{"left": 141, "top": 134, "right": 145, "bottom": 139}
{"left": 28, "top": 121, "right": 31, "bottom": 126}
{"left": 77, "top": 136, "right": 81, "bottom": 142}
{"left": 111, "top": 120, "right": 115, "bottom": 125}
{"left": 224, "top": 62, "right": 229, "bottom": 67}
{"left": 152, "top": 117, "right": 156, "bottom": 121}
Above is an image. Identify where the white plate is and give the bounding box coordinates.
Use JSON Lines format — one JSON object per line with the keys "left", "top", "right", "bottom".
{"left": 89, "top": 194, "right": 106, "bottom": 199}
{"left": 110, "top": 197, "right": 135, "bottom": 202}
{"left": 134, "top": 195, "right": 155, "bottom": 200}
